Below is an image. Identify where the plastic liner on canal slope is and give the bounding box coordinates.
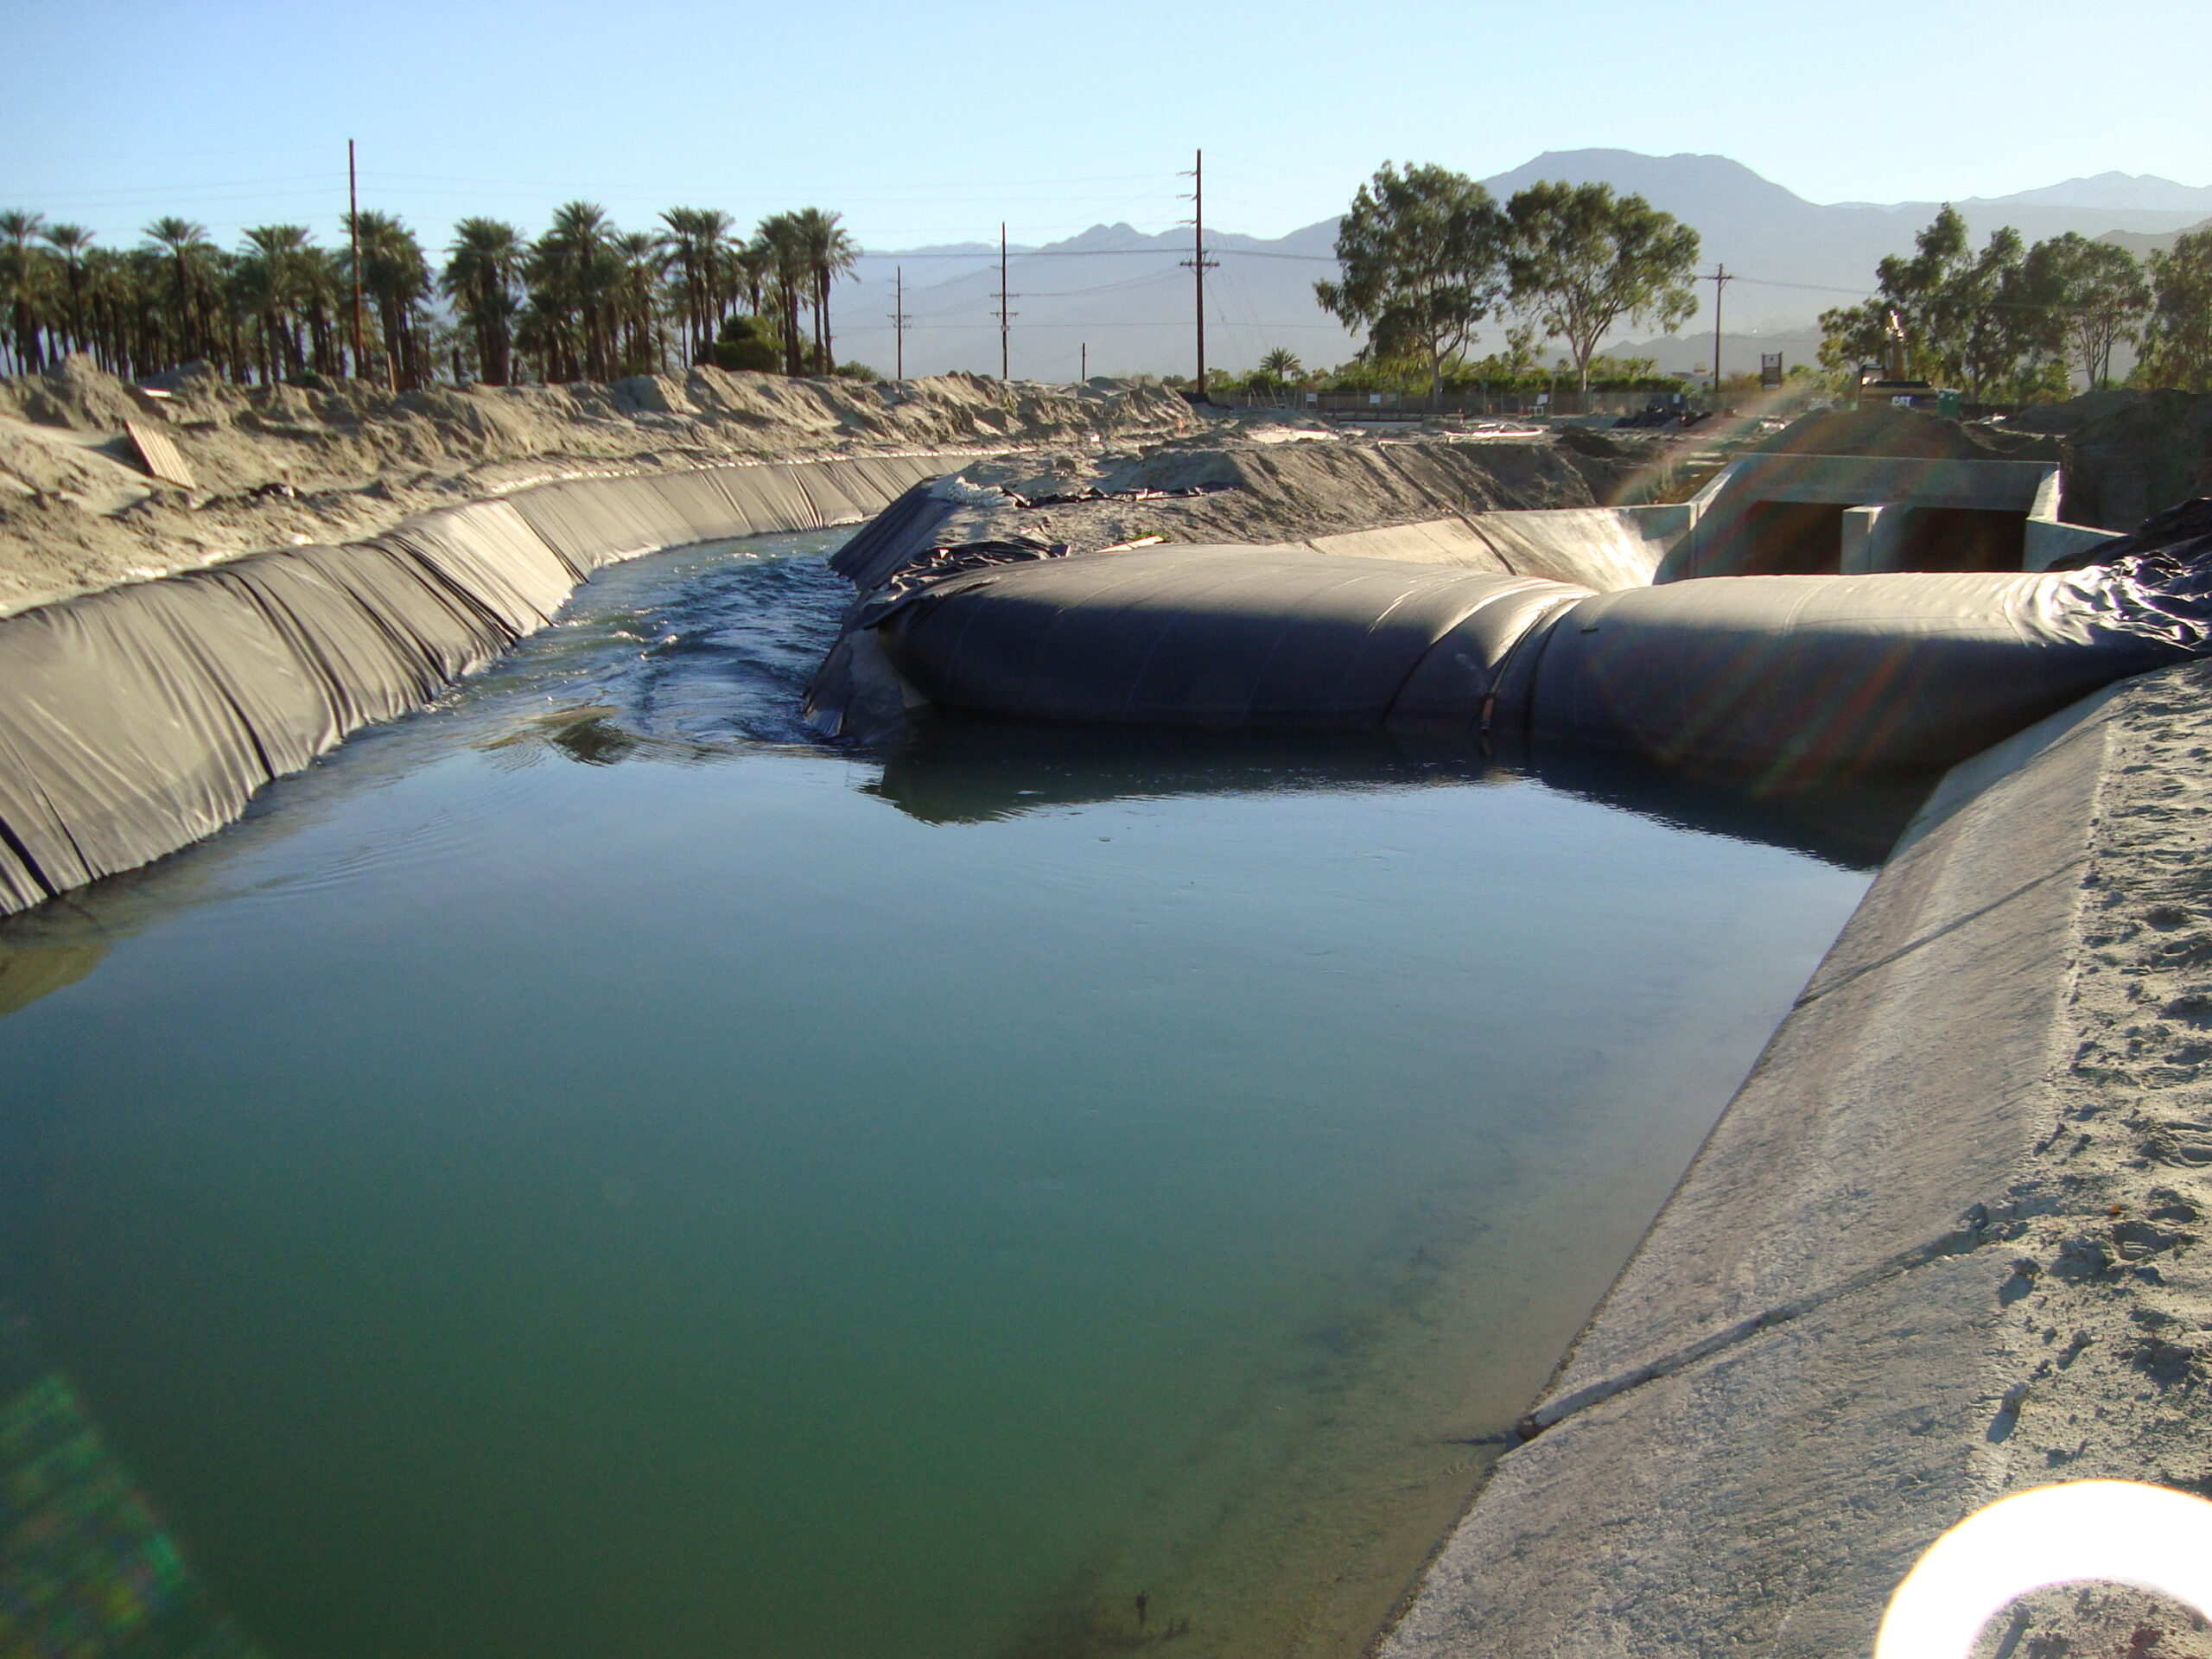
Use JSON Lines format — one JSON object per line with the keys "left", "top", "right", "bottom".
{"left": 0, "top": 454, "right": 954, "bottom": 915}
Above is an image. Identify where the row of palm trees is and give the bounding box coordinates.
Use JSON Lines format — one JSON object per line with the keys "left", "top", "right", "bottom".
{"left": 0, "top": 202, "right": 862, "bottom": 390}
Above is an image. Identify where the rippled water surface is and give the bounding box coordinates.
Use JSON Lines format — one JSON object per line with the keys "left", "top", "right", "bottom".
{"left": 0, "top": 531, "right": 1889, "bottom": 1659}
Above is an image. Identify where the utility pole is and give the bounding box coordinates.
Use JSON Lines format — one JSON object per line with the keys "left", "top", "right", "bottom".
{"left": 1708, "top": 264, "right": 1732, "bottom": 404}
{"left": 1180, "top": 149, "right": 1219, "bottom": 401}
{"left": 888, "top": 265, "right": 911, "bottom": 381}
{"left": 347, "top": 139, "right": 366, "bottom": 380}
{"left": 1080, "top": 342, "right": 1087, "bottom": 382}
{"left": 992, "top": 223, "right": 1017, "bottom": 380}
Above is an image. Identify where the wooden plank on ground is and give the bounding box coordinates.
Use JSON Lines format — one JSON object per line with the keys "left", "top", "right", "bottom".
{"left": 124, "top": 419, "right": 195, "bottom": 490}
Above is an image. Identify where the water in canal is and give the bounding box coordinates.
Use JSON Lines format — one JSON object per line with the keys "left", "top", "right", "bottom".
{"left": 0, "top": 529, "right": 1899, "bottom": 1659}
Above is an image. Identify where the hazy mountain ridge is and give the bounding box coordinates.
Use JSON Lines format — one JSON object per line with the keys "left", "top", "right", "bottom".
{"left": 1974, "top": 172, "right": 2212, "bottom": 212}
{"left": 830, "top": 150, "right": 2209, "bottom": 380}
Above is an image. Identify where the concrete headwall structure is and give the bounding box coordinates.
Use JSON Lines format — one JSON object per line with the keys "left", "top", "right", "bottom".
{"left": 1274, "top": 453, "right": 2120, "bottom": 588}
{"left": 1661, "top": 452, "right": 2126, "bottom": 579}
{"left": 1378, "top": 660, "right": 2209, "bottom": 1656}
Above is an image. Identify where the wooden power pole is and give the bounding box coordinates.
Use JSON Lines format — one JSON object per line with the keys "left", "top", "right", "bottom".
{"left": 347, "top": 139, "right": 366, "bottom": 379}
{"left": 888, "top": 265, "right": 911, "bottom": 381}
{"left": 992, "top": 224, "right": 1017, "bottom": 380}
{"left": 1709, "top": 264, "right": 1732, "bottom": 402}
{"left": 1181, "top": 149, "right": 1218, "bottom": 400}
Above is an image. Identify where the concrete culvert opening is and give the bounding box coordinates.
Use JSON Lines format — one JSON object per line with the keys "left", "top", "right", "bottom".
{"left": 1891, "top": 506, "right": 2031, "bottom": 573}
{"left": 1732, "top": 499, "right": 1849, "bottom": 575}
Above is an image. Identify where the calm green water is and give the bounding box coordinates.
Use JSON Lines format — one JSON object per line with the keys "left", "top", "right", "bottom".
{"left": 0, "top": 531, "right": 1889, "bottom": 1659}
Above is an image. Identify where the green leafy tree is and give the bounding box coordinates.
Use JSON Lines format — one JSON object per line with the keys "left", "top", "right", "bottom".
{"left": 2021, "top": 232, "right": 2148, "bottom": 390}
{"left": 1503, "top": 181, "right": 1699, "bottom": 393}
{"left": 2139, "top": 228, "right": 2212, "bottom": 391}
{"left": 1815, "top": 298, "right": 1894, "bottom": 381}
{"left": 1315, "top": 162, "right": 1507, "bottom": 403}
{"left": 709, "top": 314, "right": 779, "bottom": 373}
{"left": 1917, "top": 216, "right": 2042, "bottom": 404}
{"left": 1817, "top": 207, "right": 2044, "bottom": 404}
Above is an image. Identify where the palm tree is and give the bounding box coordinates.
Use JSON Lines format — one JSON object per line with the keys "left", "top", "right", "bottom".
{"left": 754, "top": 213, "right": 811, "bottom": 376}
{"left": 1259, "top": 346, "right": 1302, "bottom": 382}
{"left": 791, "top": 207, "right": 858, "bottom": 372}
{"left": 238, "top": 225, "right": 313, "bottom": 382}
{"left": 443, "top": 218, "right": 525, "bottom": 385}
{"left": 298, "top": 245, "right": 348, "bottom": 377}
{"left": 2, "top": 210, "right": 54, "bottom": 372}
{"left": 79, "top": 245, "right": 143, "bottom": 376}
{"left": 346, "top": 210, "right": 433, "bottom": 389}
{"left": 615, "top": 230, "right": 664, "bottom": 374}
{"left": 143, "top": 216, "right": 219, "bottom": 370}
{"left": 734, "top": 235, "right": 771, "bottom": 324}
{"left": 658, "top": 207, "right": 734, "bottom": 365}
{"left": 528, "top": 201, "right": 624, "bottom": 382}
{"left": 41, "top": 224, "right": 92, "bottom": 359}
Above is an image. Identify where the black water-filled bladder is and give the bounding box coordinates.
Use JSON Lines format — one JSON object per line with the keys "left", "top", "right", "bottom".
{"left": 861, "top": 537, "right": 2209, "bottom": 779}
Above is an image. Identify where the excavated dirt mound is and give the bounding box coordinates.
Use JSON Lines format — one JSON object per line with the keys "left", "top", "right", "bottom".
{"left": 0, "top": 356, "right": 1198, "bottom": 617}
{"left": 2051, "top": 391, "right": 2212, "bottom": 531}
{"left": 1759, "top": 404, "right": 2062, "bottom": 465}
{"left": 1765, "top": 395, "right": 2212, "bottom": 531}
{"left": 896, "top": 427, "right": 1602, "bottom": 560}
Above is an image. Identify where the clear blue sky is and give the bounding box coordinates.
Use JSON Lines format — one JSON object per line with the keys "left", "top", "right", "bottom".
{"left": 9, "top": 0, "right": 2208, "bottom": 255}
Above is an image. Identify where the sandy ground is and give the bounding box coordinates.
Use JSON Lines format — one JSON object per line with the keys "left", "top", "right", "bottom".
{"left": 873, "top": 425, "right": 1624, "bottom": 558}
{"left": 0, "top": 356, "right": 1201, "bottom": 617}
{"left": 1962, "top": 659, "right": 2212, "bottom": 1657}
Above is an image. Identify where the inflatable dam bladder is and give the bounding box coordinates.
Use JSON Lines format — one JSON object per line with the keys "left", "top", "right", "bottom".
{"left": 808, "top": 480, "right": 2212, "bottom": 782}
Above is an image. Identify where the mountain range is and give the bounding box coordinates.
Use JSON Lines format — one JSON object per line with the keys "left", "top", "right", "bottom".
{"left": 825, "top": 150, "right": 2210, "bottom": 382}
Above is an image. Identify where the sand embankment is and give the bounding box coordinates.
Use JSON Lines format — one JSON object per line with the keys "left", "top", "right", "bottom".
{"left": 1379, "top": 658, "right": 2212, "bottom": 1658}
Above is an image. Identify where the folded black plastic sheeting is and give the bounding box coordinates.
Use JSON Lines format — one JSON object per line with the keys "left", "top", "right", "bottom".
{"left": 830, "top": 479, "right": 963, "bottom": 593}
{"left": 0, "top": 454, "right": 959, "bottom": 917}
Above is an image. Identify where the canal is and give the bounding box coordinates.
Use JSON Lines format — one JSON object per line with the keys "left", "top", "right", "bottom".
{"left": 0, "top": 528, "right": 1894, "bottom": 1659}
